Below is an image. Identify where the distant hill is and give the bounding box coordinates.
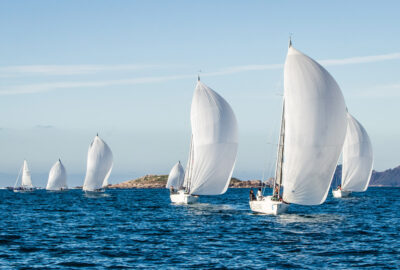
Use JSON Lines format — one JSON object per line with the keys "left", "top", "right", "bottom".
{"left": 109, "top": 175, "right": 267, "bottom": 189}
{"left": 333, "top": 165, "right": 400, "bottom": 187}
{"left": 109, "top": 165, "right": 400, "bottom": 189}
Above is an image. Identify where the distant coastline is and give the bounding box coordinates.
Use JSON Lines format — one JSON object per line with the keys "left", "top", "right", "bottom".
{"left": 109, "top": 165, "right": 400, "bottom": 189}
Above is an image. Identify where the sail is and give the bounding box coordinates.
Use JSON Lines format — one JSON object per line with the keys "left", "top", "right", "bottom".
{"left": 282, "top": 46, "right": 347, "bottom": 205}
{"left": 46, "top": 159, "right": 67, "bottom": 190}
{"left": 166, "top": 161, "right": 185, "bottom": 188}
{"left": 21, "top": 160, "right": 34, "bottom": 188}
{"left": 341, "top": 113, "right": 373, "bottom": 191}
{"left": 83, "top": 135, "right": 113, "bottom": 191}
{"left": 188, "top": 81, "right": 238, "bottom": 195}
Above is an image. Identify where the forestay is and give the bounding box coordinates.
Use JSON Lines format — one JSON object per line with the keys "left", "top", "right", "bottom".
{"left": 341, "top": 113, "right": 373, "bottom": 191}
{"left": 282, "top": 46, "right": 347, "bottom": 205}
{"left": 83, "top": 135, "right": 113, "bottom": 191}
{"left": 46, "top": 159, "right": 67, "bottom": 190}
{"left": 187, "top": 81, "right": 238, "bottom": 195}
{"left": 166, "top": 161, "right": 185, "bottom": 189}
{"left": 22, "top": 160, "right": 34, "bottom": 188}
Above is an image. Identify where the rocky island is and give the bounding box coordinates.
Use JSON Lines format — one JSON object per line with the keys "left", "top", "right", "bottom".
{"left": 109, "top": 175, "right": 269, "bottom": 189}
{"left": 109, "top": 164, "right": 400, "bottom": 189}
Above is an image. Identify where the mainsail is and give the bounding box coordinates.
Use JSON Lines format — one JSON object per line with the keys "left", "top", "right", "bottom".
{"left": 341, "top": 112, "right": 373, "bottom": 191}
{"left": 186, "top": 81, "right": 238, "bottom": 195}
{"left": 21, "top": 160, "right": 34, "bottom": 188}
{"left": 83, "top": 135, "right": 113, "bottom": 191}
{"left": 282, "top": 45, "right": 347, "bottom": 205}
{"left": 46, "top": 159, "right": 67, "bottom": 190}
{"left": 166, "top": 161, "right": 185, "bottom": 188}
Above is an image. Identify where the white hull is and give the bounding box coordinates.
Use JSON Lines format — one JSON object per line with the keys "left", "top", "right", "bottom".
{"left": 170, "top": 190, "right": 199, "bottom": 204}
{"left": 13, "top": 188, "right": 35, "bottom": 193}
{"left": 249, "top": 196, "right": 289, "bottom": 215}
{"left": 332, "top": 189, "right": 351, "bottom": 198}
{"left": 84, "top": 188, "right": 105, "bottom": 194}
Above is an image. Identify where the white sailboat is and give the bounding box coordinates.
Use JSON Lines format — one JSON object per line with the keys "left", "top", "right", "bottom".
{"left": 14, "top": 160, "right": 35, "bottom": 192}
{"left": 166, "top": 161, "right": 185, "bottom": 190}
{"left": 83, "top": 134, "right": 113, "bottom": 193}
{"left": 46, "top": 159, "right": 68, "bottom": 191}
{"left": 170, "top": 78, "right": 239, "bottom": 204}
{"left": 250, "top": 40, "right": 347, "bottom": 214}
{"left": 332, "top": 112, "right": 373, "bottom": 198}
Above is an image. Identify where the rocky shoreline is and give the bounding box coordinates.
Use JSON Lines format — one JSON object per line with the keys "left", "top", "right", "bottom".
{"left": 109, "top": 175, "right": 270, "bottom": 189}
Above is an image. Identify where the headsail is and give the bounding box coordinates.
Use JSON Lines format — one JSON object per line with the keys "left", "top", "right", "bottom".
{"left": 282, "top": 46, "right": 347, "bottom": 205}
{"left": 166, "top": 161, "right": 185, "bottom": 189}
{"left": 21, "top": 160, "right": 34, "bottom": 188}
{"left": 83, "top": 135, "right": 113, "bottom": 191}
{"left": 187, "top": 81, "right": 238, "bottom": 195}
{"left": 46, "top": 159, "right": 67, "bottom": 190}
{"left": 341, "top": 112, "right": 373, "bottom": 191}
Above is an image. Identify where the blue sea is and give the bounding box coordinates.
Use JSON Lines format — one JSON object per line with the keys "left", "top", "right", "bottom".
{"left": 0, "top": 187, "right": 399, "bottom": 269}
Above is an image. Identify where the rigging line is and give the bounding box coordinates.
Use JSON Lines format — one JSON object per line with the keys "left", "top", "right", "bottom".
{"left": 14, "top": 165, "right": 23, "bottom": 189}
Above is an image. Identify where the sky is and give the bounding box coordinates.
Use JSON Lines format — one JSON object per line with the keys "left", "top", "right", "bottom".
{"left": 0, "top": 0, "right": 400, "bottom": 187}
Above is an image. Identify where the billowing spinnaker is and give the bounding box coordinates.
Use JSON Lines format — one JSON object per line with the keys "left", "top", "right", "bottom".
{"left": 46, "top": 159, "right": 67, "bottom": 190}
{"left": 341, "top": 113, "right": 373, "bottom": 192}
{"left": 188, "top": 81, "right": 238, "bottom": 195}
{"left": 282, "top": 46, "right": 347, "bottom": 205}
{"left": 166, "top": 161, "right": 185, "bottom": 188}
{"left": 22, "top": 160, "right": 33, "bottom": 188}
{"left": 83, "top": 135, "right": 113, "bottom": 191}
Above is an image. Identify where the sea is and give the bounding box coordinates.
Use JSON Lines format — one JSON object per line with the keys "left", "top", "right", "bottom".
{"left": 0, "top": 187, "right": 399, "bottom": 269}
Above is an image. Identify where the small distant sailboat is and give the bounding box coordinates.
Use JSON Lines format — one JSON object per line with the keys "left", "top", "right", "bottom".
{"left": 332, "top": 112, "right": 373, "bottom": 198}
{"left": 166, "top": 161, "right": 185, "bottom": 190}
{"left": 14, "top": 160, "right": 35, "bottom": 192}
{"left": 82, "top": 134, "right": 113, "bottom": 193}
{"left": 250, "top": 40, "right": 347, "bottom": 214}
{"left": 46, "top": 159, "right": 68, "bottom": 191}
{"left": 170, "top": 78, "right": 239, "bottom": 204}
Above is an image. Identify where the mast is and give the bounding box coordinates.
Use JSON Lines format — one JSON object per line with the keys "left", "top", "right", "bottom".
{"left": 14, "top": 164, "right": 23, "bottom": 189}
{"left": 273, "top": 101, "right": 285, "bottom": 198}
{"left": 183, "top": 135, "right": 194, "bottom": 192}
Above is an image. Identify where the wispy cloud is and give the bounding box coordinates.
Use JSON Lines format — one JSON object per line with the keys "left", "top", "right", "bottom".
{"left": 0, "top": 74, "right": 193, "bottom": 95}
{"left": 35, "top": 125, "right": 54, "bottom": 129}
{"left": 0, "top": 64, "right": 182, "bottom": 77}
{"left": 0, "top": 51, "right": 399, "bottom": 95}
{"left": 320, "top": 52, "right": 400, "bottom": 66}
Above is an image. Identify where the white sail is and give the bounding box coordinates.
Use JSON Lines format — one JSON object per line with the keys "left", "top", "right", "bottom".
{"left": 187, "top": 81, "right": 238, "bottom": 195}
{"left": 341, "top": 112, "right": 373, "bottom": 191}
{"left": 166, "top": 161, "right": 185, "bottom": 188}
{"left": 282, "top": 46, "right": 347, "bottom": 205}
{"left": 46, "top": 159, "right": 67, "bottom": 190}
{"left": 83, "top": 135, "right": 113, "bottom": 191}
{"left": 21, "top": 160, "right": 34, "bottom": 188}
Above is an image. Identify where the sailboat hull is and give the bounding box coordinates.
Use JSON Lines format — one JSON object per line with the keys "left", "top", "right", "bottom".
{"left": 332, "top": 189, "right": 351, "bottom": 198}
{"left": 13, "top": 188, "right": 35, "bottom": 193}
{"left": 170, "top": 190, "right": 199, "bottom": 204}
{"left": 84, "top": 188, "right": 105, "bottom": 194}
{"left": 249, "top": 196, "right": 289, "bottom": 215}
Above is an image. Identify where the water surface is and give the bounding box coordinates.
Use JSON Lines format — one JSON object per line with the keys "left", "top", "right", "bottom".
{"left": 0, "top": 187, "right": 399, "bottom": 269}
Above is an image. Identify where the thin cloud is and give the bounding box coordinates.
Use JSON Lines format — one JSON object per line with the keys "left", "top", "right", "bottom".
{"left": 320, "top": 52, "right": 400, "bottom": 66}
{"left": 0, "top": 64, "right": 183, "bottom": 77}
{"left": 35, "top": 125, "right": 54, "bottom": 129}
{"left": 0, "top": 74, "right": 193, "bottom": 95}
{"left": 0, "top": 51, "right": 399, "bottom": 95}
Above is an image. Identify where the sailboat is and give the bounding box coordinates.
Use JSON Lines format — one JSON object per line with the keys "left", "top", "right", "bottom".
{"left": 46, "top": 159, "right": 68, "bottom": 191}
{"left": 250, "top": 40, "right": 347, "bottom": 214}
{"left": 82, "top": 134, "right": 113, "bottom": 193}
{"left": 332, "top": 112, "right": 373, "bottom": 198}
{"left": 166, "top": 161, "right": 185, "bottom": 190}
{"left": 170, "top": 78, "right": 239, "bottom": 204}
{"left": 14, "top": 160, "right": 35, "bottom": 192}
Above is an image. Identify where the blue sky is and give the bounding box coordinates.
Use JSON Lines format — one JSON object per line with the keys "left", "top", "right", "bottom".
{"left": 0, "top": 1, "right": 399, "bottom": 187}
